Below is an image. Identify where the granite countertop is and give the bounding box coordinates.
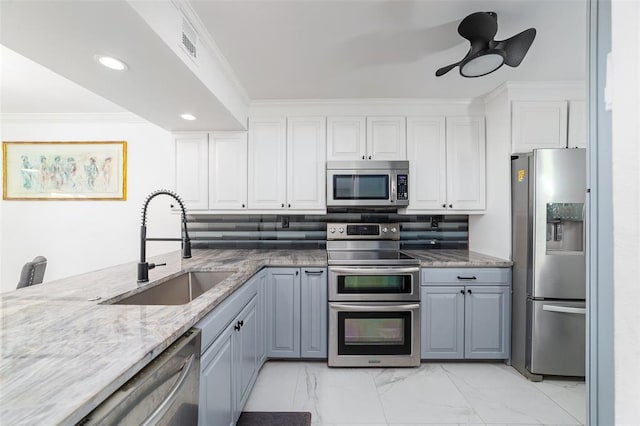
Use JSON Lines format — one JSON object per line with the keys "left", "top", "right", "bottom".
{"left": 0, "top": 248, "right": 510, "bottom": 425}
{"left": 405, "top": 249, "right": 513, "bottom": 267}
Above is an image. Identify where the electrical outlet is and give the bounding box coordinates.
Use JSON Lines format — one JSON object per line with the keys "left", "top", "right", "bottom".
{"left": 430, "top": 216, "right": 440, "bottom": 228}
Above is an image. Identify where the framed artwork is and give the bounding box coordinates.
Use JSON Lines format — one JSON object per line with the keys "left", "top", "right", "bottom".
{"left": 2, "top": 141, "right": 127, "bottom": 200}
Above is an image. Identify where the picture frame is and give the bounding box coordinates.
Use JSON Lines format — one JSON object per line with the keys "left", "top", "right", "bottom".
{"left": 2, "top": 141, "right": 127, "bottom": 200}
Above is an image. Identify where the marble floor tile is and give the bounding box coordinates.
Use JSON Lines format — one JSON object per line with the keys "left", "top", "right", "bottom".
{"left": 246, "top": 361, "right": 586, "bottom": 426}
{"left": 373, "top": 364, "right": 483, "bottom": 424}
{"left": 532, "top": 379, "right": 586, "bottom": 425}
{"left": 292, "top": 362, "right": 388, "bottom": 424}
{"left": 441, "top": 363, "right": 581, "bottom": 425}
{"left": 244, "top": 361, "right": 302, "bottom": 411}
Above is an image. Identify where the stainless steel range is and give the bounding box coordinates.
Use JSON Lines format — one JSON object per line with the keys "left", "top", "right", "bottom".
{"left": 327, "top": 223, "right": 421, "bottom": 367}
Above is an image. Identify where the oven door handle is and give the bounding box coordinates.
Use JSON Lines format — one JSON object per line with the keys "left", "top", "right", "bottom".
{"left": 330, "top": 303, "right": 420, "bottom": 311}
{"left": 329, "top": 267, "right": 420, "bottom": 275}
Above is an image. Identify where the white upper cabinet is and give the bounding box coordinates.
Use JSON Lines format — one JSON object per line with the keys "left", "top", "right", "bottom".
{"left": 174, "top": 132, "right": 209, "bottom": 210}
{"left": 406, "top": 117, "right": 447, "bottom": 210}
{"left": 511, "top": 101, "right": 568, "bottom": 153}
{"left": 568, "top": 100, "right": 587, "bottom": 148}
{"left": 248, "top": 118, "right": 287, "bottom": 210}
{"left": 366, "top": 116, "right": 407, "bottom": 160}
{"left": 405, "top": 116, "right": 485, "bottom": 213}
{"left": 287, "top": 117, "right": 327, "bottom": 210}
{"left": 327, "top": 116, "right": 406, "bottom": 161}
{"left": 209, "top": 132, "right": 248, "bottom": 210}
{"left": 446, "top": 117, "right": 486, "bottom": 211}
{"left": 326, "top": 117, "right": 366, "bottom": 161}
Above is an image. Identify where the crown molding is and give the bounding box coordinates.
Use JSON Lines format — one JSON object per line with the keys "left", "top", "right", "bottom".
{"left": 0, "top": 112, "right": 148, "bottom": 124}
{"left": 483, "top": 81, "right": 587, "bottom": 105}
{"left": 250, "top": 98, "right": 482, "bottom": 107}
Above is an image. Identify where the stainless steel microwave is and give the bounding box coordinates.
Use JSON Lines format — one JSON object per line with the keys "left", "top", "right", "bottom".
{"left": 326, "top": 161, "right": 409, "bottom": 208}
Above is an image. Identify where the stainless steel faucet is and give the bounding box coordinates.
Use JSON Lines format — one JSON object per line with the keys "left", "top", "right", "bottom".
{"left": 138, "top": 189, "right": 192, "bottom": 282}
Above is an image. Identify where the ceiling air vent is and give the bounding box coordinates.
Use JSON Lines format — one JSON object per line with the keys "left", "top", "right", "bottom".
{"left": 181, "top": 17, "right": 198, "bottom": 61}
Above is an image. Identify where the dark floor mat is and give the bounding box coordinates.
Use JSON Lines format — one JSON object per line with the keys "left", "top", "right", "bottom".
{"left": 236, "top": 411, "right": 312, "bottom": 426}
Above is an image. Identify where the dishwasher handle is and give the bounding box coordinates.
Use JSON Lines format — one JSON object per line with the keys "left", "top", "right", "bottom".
{"left": 141, "top": 353, "right": 196, "bottom": 426}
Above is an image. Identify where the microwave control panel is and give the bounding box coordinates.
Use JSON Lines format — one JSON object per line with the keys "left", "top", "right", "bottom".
{"left": 397, "top": 174, "right": 408, "bottom": 201}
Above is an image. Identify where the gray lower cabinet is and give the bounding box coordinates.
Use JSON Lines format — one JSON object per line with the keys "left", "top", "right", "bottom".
{"left": 267, "top": 267, "right": 328, "bottom": 359}
{"left": 198, "top": 276, "right": 260, "bottom": 426}
{"left": 267, "top": 268, "right": 301, "bottom": 358}
{"left": 198, "top": 265, "right": 327, "bottom": 425}
{"left": 256, "top": 270, "right": 268, "bottom": 364}
{"left": 300, "top": 268, "right": 328, "bottom": 358}
{"left": 235, "top": 297, "right": 259, "bottom": 418}
{"left": 421, "top": 286, "right": 465, "bottom": 359}
{"left": 464, "top": 285, "right": 510, "bottom": 359}
{"left": 199, "top": 324, "right": 234, "bottom": 426}
{"left": 421, "top": 268, "right": 511, "bottom": 360}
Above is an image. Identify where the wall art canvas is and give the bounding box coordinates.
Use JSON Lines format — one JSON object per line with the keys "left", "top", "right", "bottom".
{"left": 2, "top": 141, "right": 127, "bottom": 200}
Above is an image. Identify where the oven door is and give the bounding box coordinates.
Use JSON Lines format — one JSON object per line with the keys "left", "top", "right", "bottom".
{"left": 327, "top": 169, "right": 396, "bottom": 207}
{"left": 329, "top": 302, "right": 420, "bottom": 367}
{"left": 329, "top": 266, "right": 420, "bottom": 301}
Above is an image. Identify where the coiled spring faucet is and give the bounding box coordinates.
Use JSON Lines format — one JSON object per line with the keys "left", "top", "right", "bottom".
{"left": 138, "top": 189, "right": 192, "bottom": 282}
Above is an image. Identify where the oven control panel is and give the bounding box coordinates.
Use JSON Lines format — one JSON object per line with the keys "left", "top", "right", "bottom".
{"left": 326, "top": 223, "right": 400, "bottom": 240}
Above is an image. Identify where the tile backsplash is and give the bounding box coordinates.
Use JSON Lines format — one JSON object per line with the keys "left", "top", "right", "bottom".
{"left": 187, "top": 213, "right": 468, "bottom": 250}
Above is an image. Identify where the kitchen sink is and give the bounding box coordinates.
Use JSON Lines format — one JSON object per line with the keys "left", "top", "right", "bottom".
{"left": 112, "top": 271, "right": 234, "bottom": 305}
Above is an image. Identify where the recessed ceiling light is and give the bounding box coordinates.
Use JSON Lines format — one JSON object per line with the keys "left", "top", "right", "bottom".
{"left": 180, "top": 113, "right": 196, "bottom": 121}
{"left": 95, "top": 55, "right": 128, "bottom": 71}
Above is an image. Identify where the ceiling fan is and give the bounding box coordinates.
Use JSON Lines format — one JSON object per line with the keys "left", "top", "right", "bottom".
{"left": 435, "top": 11, "right": 536, "bottom": 78}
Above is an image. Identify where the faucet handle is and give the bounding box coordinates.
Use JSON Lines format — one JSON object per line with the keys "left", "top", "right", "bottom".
{"left": 148, "top": 262, "right": 167, "bottom": 270}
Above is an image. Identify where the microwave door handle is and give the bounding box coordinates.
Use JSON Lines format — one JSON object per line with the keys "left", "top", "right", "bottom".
{"left": 391, "top": 175, "right": 397, "bottom": 202}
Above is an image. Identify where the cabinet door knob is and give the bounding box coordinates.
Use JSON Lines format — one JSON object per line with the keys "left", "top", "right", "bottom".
{"left": 467, "top": 289, "right": 473, "bottom": 294}
{"left": 242, "top": 204, "right": 245, "bottom": 208}
{"left": 281, "top": 203, "right": 285, "bottom": 208}
{"left": 442, "top": 204, "right": 446, "bottom": 208}
{"left": 368, "top": 155, "right": 372, "bottom": 160}
{"left": 295, "top": 270, "right": 299, "bottom": 276}
{"left": 288, "top": 203, "right": 291, "bottom": 208}
{"left": 362, "top": 155, "right": 365, "bottom": 159}
{"left": 234, "top": 322, "right": 241, "bottom": 331}
{"left": 449, "top": 204, "right": 453, "bottom": 208}
{"left": 239, "top": 320, "right": 244, "bottom": 327}
{"left": 460, "top": 289, "right": 465, "bottom": 295}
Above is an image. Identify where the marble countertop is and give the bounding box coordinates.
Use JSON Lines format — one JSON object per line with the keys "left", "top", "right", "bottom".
{"left": 406, "top": 249, "right": 513, "bottom": 267}
{"left": 0, "top": 248, "right": 509, "bottom": 425}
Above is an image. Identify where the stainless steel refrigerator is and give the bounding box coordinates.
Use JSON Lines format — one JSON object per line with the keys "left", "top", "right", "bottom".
{"left": 511, "top": 148, "right": 586, "bottom": 380}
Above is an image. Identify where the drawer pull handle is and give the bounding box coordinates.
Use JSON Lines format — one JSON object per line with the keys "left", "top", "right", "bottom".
{"left": 304, "top": 270, "right": 324, "bottom": 275}
{"left": 457, "top": 276, "right": 477, "bottom": 280}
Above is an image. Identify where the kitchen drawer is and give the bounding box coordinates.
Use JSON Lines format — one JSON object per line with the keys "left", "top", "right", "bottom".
{"left": 196, "top": 273, "right": 258, "bottom": 353}
{"left": 422, "top": 268, "right": 510, "bottom": 286}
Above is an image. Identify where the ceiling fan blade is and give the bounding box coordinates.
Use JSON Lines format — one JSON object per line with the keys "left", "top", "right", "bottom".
{"left": 458, "top": 12, "right": 498, "bottom": 44}
{"left": 435, "top": 62, "right": 459, "bottom": 77}
{"left": 494, "top": 28, "right": 537, "bottom": 67}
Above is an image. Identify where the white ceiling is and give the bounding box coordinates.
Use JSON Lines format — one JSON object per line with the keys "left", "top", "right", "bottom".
{"left": 0, "top": 0, "right": 587, "bottom": 129}
{"left": 192, "top": 0, "right": 587, "bottom": 99}
{"left": 0, "top": 46, "right": 125, "bottom": 114}
{"left": 0, "top": 0, "right": 245, "bottom": 130}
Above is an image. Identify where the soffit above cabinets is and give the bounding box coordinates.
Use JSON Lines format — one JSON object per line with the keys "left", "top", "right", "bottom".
{"left": 0, "top": 0, "right": 248, "bottom": 131}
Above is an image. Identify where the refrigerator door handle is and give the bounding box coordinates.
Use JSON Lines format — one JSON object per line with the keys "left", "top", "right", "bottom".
{"left": 542, "top": 304, "right": 586, "bottom": 315}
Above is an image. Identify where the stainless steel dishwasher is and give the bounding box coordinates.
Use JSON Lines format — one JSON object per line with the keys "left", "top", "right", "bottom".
{"left": 79, "top": 329, "right": 200, "bottom": 426}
